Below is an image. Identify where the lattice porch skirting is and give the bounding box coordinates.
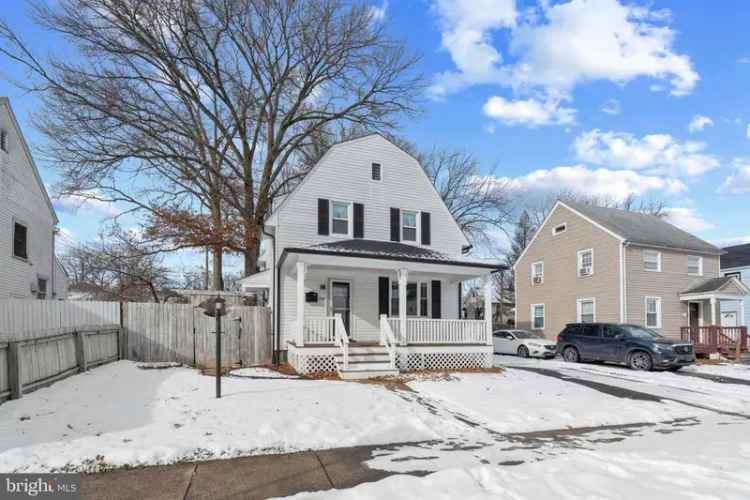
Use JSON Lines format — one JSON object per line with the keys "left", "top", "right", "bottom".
{"left": 397, "top": 350, "right": 492, "bottom": 371}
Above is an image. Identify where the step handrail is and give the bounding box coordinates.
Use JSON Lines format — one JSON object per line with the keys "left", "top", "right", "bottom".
{"left": 379, "top": 314, "right": 397, "bottom": 369}
{"left": 334, "top": 314, "right": 350, "bottom": 370}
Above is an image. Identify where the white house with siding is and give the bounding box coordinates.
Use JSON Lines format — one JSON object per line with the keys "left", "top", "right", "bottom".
{"left": 0, "top": 97, "right": 67, "bottom": 300}
{"left": 721, "top": 243, "right": 750, "bottom": 328}
{"left": 247, "top": 134, "right": 503, "bottom": 378}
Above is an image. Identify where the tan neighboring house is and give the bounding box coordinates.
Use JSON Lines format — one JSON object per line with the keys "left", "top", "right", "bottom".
{"left": 515, "top": 201, "right": 748, "bottom": 350}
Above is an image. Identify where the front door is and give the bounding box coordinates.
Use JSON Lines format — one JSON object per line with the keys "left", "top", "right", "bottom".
{"left": 688, "top": 302, "right": 700, "bottom": 329}
{"left": 331, "top": 281, "right": 352, "bottom": 334}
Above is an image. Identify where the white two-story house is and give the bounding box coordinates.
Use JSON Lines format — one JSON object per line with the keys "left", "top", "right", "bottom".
{"left": 1, "top": 97, "right": 67, "bottom": 300}
{"left": 242, "top": 134, "right": 502, "bottom": 378}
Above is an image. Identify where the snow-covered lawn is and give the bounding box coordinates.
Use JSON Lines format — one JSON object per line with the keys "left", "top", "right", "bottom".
{"left": 0, "top": 361, "right": 464, "bottom": 472}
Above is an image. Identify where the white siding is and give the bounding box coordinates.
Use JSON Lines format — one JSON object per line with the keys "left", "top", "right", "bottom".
{"left": 720, "top": 266, "right": 749, "bottom": 326}
{"left": 0, "top": 100, "right": 61, "bottom": 300}
{"left": 274, "top": 134, "right": 467, "bottom": 256}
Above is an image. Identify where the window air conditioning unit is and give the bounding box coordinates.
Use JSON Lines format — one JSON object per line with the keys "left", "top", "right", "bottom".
{"left": 533, "top": 276, "right": 543, "bottom": 284}
{"left": 580, "top": 266, "right": 592, "bottom": 276}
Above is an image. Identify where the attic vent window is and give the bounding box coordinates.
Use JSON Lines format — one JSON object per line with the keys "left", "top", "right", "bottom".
{"left": 371, "top": 162, "right": 382, "bottom": 181}
{"left": 13, "top": 221, "right": 28, "bottom": 260}
{"left": 0, "top": 130, "right": 7, "bottom": 152}
{"left": 553, "top": 223, "right": 567, "bottom": 235}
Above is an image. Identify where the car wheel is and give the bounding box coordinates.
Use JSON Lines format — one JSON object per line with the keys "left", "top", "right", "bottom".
{"left": 629, "top": 351, "right": 653, "bottom": 371}
{"left": 517, "top": 345, "right": 530, "bottom": 358}
{"left": 562, "top": 346, "right": 580, "bottom": 363}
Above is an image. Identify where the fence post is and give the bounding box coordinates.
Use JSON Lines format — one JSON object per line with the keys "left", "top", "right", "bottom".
{"left": 8, "top": 341, "right": 22, "bottom": 400}
{"left": 75, "top": 330, "right": 88, "bottom": 372}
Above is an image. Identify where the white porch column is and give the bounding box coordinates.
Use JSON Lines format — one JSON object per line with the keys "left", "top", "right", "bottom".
{"left": 483, "top": 275, "right": 493, "bottom": 345}
{"left": 398, "top": 268, "right": 408, "bottom": 345}
{"left": 740, "top": 300, "right": 746, "bottom": 326}
{"left": 296, "top": 262, "right": 307, "bottom": 346}
{"left": 710, "top": 296, "right": 717, "bottom": 325}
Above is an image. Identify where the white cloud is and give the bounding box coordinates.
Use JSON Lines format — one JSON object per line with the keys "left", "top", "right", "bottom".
{"left": 688, "top": 115, "right": 713, "bottom": 133}
{"left": 430, "top": 0, "right": 698, "bottom": 99}
{"left": 719, "top": 157, "right": 750, "bottom": 195}
{"left": 369, "top": 0, "right": 388, "bottom": 22}
{"left": 746, "top": 124, "right": 750, "bottom": 140}
{"left": 493, "top": 165, "right": 686, "bottom": 203}
{"left": 52, "top": 190, "right": 121, "bottom": 218}
{"left": 601, "top": 99, "right": 620, "bottom": 115}
{"left": 738, "top": 57, "right": 750, "bottom": 64}
{"left": 574, "top": 129, "right": 720, "bottom": 177}
{"left": 482, "top": 94, "right": 576, "bottom": 127}
{"left": 663, "top": 207, "right": 715, "bottom": 233}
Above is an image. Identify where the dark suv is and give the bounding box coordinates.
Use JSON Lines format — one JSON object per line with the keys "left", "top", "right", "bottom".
{"left": 557, "top": 323, "right": 695, "bottom": 371}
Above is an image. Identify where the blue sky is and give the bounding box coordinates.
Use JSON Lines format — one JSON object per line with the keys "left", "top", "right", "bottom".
{"left": 2, "top": 0, "right": 750, "bottom": 274}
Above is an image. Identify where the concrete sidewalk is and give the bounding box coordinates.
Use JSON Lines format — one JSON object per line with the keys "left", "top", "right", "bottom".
{"left": 81, "top": 445, "right": 409, "bottom": 500}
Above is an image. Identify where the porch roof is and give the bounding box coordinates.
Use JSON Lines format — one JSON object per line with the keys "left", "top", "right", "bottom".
{"left": 679, "top": 276, "right": 749, "bottom": 301}
{"left": 282, "top": 239, "right": 505, "bottom": 271}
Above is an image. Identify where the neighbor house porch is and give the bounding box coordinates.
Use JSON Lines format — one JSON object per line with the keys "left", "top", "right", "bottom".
{"left": 278, "top": 240, "right": 502, "bottom": 378}
{"left": 679, "top": 276, "right": 749, "bottom": 356}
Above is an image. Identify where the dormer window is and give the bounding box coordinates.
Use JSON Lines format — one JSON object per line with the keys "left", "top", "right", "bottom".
{"left": 402, "top": 210, "right": 418, "bottom": 242}
{"left": 553, "top": 223, "right": 567, "bottom": 235}
{"left": 371, "top": 162, "right": 382, "bottom": 181}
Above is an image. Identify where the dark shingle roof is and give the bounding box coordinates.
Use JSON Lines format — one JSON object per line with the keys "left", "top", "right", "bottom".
{"left": 564, "top": 201, "right": 722, "bottom": 255}
{"left": 722, "top": 243, "right": 750, "bottom": 269}
{"left": 285, "top": 239, "right": 504, "bottom": 270}
{"left": 682, "top": 277, "right": 738, "bottom": 294}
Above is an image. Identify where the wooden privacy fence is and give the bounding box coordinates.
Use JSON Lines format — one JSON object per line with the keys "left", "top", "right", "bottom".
{"left": 0, "top": 299, "right": 120, "bottom": 340}
{"left": 0, "top": 325, "right": 120, "bottom": 403}
{"left": 124, "top": 303, "right": 272, "bottom": 368}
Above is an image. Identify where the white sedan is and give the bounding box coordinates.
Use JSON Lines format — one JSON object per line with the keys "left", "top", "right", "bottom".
{"left": 493, "top": 329, "right": 557, "bottom": 358}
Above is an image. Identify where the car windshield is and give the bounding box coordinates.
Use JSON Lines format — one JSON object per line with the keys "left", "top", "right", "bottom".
{"left": 620, "top": 325, "right": 663, "bottom": 339}
{"left": 513, "top": 330, "right": 543, "bottom": 339}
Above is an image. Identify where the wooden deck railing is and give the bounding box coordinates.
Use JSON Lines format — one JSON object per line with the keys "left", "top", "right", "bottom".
{"left": 388, "top": 318, "right": 486, "bottom": 345}
{"left": 680, "top": 326, "right": 748, "bottom": 354}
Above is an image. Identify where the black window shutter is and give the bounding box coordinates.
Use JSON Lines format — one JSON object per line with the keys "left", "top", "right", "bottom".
{"left": 378, "top": 277, "right": 389, "bottom": 316}
{"left": 353, "top": 203, "right": 364, "bottom": 238}
{"left": 317, "top": 198, "right": 329, "bottom": 235}
{"left": 431, "top": 280, "right": 442, "bottom": 319}
{"left": 458, "top": 282, "right": 463, "bottom": 319}
{"left": 390, "top": 208, "right": 400, "bottom": 242}
{"left": 421, "top": 212, "right": 431, "bottom": 245}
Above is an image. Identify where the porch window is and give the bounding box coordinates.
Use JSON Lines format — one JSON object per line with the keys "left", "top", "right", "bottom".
{"left": 687, "top": 255, "right": 702, "bottom": 276}
{"left": 645, "top": 296, "right": 662, "bottom": 328}
{"left": 402, "top": 210, "right": 418, "bottom": 242}
{"left": 577, "top": 298, "right": 596, "bottom": 323}
{"left": 391, "top": 281, "right": 399, "bottom": 316}
{"left": 531, "top": 261, "right": 544, "bottom": 285}
{"left": 390, "top": 280, "right": 429, "bottom": 316}
{"left": 419, "top": 282, "right": 429, "bottom": 317}
{"left": 331, "top": 201, "right": 350, "bottom": 235}
{"left": 531, "top": 304, "right": 545, "bottom": 330}
{"left": 577, "top": 249, "right": 594, "bottom": 277}
{"left": 643, "top": 250, "right": 661, "bottom": 272}
{"left": 406, "top": 283, "right": 418, "bottom": 316}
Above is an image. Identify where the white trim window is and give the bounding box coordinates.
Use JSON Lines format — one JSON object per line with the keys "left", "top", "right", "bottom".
{"left": 645, "top": 296, "right": 662, "bottom": 328}
{"left": 577, "top": 298, "right": 596, "bottom": 323}
{"left": 687, "top": 255, "right": 703, "bottom": 276}
{"left": 390, "top": 280, "right": 430, "bottom": 317}
{"left": 552, "top": 223, "right": 567, "bottom": 235}
{"left": 531, "top": 261, "right": 544, "bottom": 285}
{"left": 531, "top": 304, "right": 545, "bottom": 330}
{"left": 401, "top": 210, "right": 418, "bottom": 242}
{"left": 577, "top": 249, "right": 594, "bottom": 277}
{"left": 331, "top": 201, "right": 351, "bottom": 236}
{"left": 643, "top": 250, "right": 661, "bottom": 272}
{"left": 371, "top": 162, "right": 382, "bottom": 181}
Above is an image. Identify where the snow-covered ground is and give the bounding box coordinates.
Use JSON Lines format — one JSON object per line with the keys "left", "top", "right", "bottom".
{"left": 683, "top": 362, "right": 750, "bottom": 380}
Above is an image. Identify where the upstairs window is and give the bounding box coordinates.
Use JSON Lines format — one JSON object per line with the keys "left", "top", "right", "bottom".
{"left": 531, "top": 261, "right": 544, "bottom": 285}
{"left": 0, "top": 130, "right": 7, "bottom": 152}
{"left": 402, "top": 210, "right": 418, "bottom": 242}
{"left": 553, "top": 223, "right": 567, "bottom": 235}
{"left": 578, "top": 249, "right": 594, "bottom": 277}
{"left": 531, "top": 304, "right": 545, "bottom": 330}
{"left": 371, "top": 162, "right": 382, "bottom": 181}
{"left": 13, "top": 222, "right": 28, "bottom": 260}
{"left": 643, "top": 250, "right": 661, "bottom": 272}
{"left": 687, "top": 255, "right": 703, "bottom": 276}
{"left": 331, "top": 201, "right": 350, "bottom": 235}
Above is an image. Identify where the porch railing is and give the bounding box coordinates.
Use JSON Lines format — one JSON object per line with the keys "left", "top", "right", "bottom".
{"left": 334, "top": 314, "right": 349, "bottom": 370}
{"left": 680, "top": 326, "right": 748, "bottom": 354}
{"left": 301, "top": 317, "right": 336, "bottom": 345}
{"left": 379, "top": 315, "right": 397, "bottom": 369}
{"left": 388, "top": 318, "right": 486, "bottom": 345}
